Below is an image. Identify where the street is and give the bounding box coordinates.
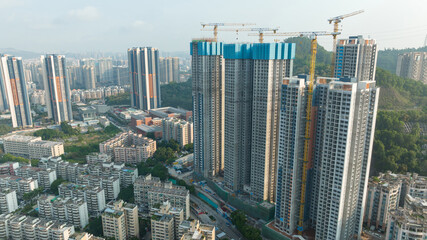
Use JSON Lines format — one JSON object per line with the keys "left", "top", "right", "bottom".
{"left": 191, "top": 195, "right": 242, "bottom": 240}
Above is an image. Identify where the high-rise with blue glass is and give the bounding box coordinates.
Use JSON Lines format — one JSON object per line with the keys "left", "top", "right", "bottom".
{"left": 0, "top": 54, "right": 33, "bottom": 128}
{"left": 41, "top": 54, "right": 73, "bottom": 124}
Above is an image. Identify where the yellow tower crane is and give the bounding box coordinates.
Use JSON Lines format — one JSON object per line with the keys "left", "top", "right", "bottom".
{"left": 252, "top": 31, "right": 340, "bottom": 235}
{"left": 200, "top": 23, "right": 256, "bottom": 41}
{"left": 201, "top": 26, "right": 278, "bottom": 43}
{"left": 328, "top": 10, "right": 364, "bottom": 76}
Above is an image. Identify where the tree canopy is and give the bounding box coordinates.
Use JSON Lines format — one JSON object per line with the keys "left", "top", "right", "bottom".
{"left": 160, "top": 79, "right": 192, "bottom": 110}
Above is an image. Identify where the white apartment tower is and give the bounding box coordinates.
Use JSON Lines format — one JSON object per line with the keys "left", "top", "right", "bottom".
{"left": 334, "top": 36, "right": 377, "bottom": 82}
{"left": 191, "top": 40, "right": 225, "bottom": 178}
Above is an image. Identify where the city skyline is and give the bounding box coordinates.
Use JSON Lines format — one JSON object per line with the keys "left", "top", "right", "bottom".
{"left": 0, "top": 0, "right": 426, "bottom": 53}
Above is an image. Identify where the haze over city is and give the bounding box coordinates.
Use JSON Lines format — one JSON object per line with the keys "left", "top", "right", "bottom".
{"left": 0, "top": 0, "right": 426, "bottom": 53}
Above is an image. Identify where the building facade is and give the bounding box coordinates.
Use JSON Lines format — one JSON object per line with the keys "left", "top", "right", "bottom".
{"left": 0, "top": 189, "right": 18, "bottom": 214}
{"left": 396, "top": 52, "right": 427, "bottom": 84}
{"left": 159, "top": 57, "right": 179, "bottom": 84}
{"left": 3, "top": 135, "right": 64, "bottom": 159}
{"left": 0, "top": 54, "right": 33, "bottom": 128}
{"left": 161, "top": 117, "right": 193, "bottom": 146}
{"left": 128, "top": 47, "right": 161, "bottom": 110}
{"left": 191, "top": 40, "right": 225, "bottom": 178}
{"left": 102, "top": 200, "right": 139, "bottom": 240}
{"left": 41, "top": 54, "right": 73, "bottom": 124}
{"left": 334, "top": 36, "right": 377, "bottom": 82}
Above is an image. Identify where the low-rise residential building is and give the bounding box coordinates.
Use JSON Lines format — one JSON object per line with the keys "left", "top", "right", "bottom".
{"left": 38, "top": 195, "right": 89, "bottom": 229}
{"left": 134, "top": 174, "right": 190, "bottom": 218}
{"left": 151, "top": 214, "right": 175, "bottom": 240}
{"left": 16, "top": 166, "right": 57, "bottom": 189}
{"left": 58, "top": 183, "right": 106, "bottom": 215}
{"left": 3, "top": 135, "right": 64, "bottom": 159}
{"left": 364, "top": 176, "right": 402, "bottom": 230}
{"left": 0, "top": 189, "right": 18, "bottom": 214}
{"left": 385, "top": 195, "right": 427, "bottom": 240}
{"left": 99, "top": 131, "right": 156, "bottom": 164}
{"left": 0, "top": 214, "right": 76, "bottom": 240}
{"left": 0, "top": 162, "right": 19, "bottom": 175}
{"left": 86, "top": 153, "right": 112, "bottom": 165}
{"left": 102, "top": 200, "right": 139, "bottom": 240}
{"left": 0, "top": 174, "right": 39, "bottom": 198}
{"left": 178, "top": 220, "right": 215, "bottom": 240}
{"left": 162, "top": 118, "right": 193, "bottom": 146}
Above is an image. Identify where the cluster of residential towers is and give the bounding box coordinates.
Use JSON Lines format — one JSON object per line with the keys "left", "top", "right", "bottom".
{"left": 191, "top": 36, "right": 379, "bottom": 239}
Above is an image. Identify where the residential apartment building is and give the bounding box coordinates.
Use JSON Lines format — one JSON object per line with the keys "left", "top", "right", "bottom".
{"left": 38, "top": 195, "right": 89, "bottom": 229}
{"left": 99, "top": 131, "right": 156, "bottom": 164}
{"left": 191, "top": 40, "right": 225, "bottom": 178}
{"left": 273, "top": 77, "right": 379, "bottom": 240}
{"left": 16, "top": 166, "right": 57, "bottom": 189}
{"left": 58, "top": 183, "right": 106, "bottom": 215}
{"left": 162, "top": 117, "right": 193, "bottom": 146}
{"left": 102, "top": 200, "right": 139, "bottom": 240}
{"left": 81, "top": 65, "right": 96, "bottom": 90}
{"left": 77, "top": 175, "right": 120, "bottom": 201}
{"left": 0, "top": 162, "right": 19, "bottom": 175}
{"left": 150, "top": 201, "right": 184, "bottom": 240}
{"left": 128, "top": 47, "right": 161, "bottom": 110}
{"left": 334, "top": 36, "right": 377, "bottom": 82}
{"left": 396, "top": 52, "right": 427, "bottom": 84}
{"left": 41, "top": 54, "right": 73, "bottom": 124}
{"left": 0, "top": 189, "right": 18, "bottom": 213}
{"left": 134, "top": 174, "right": 190, "bottom": 218}
{"left": 0, "top": 174, "right": 39, "bottom": 198}
{"left": 86, "top": 153, "right": 111, "bottom": 165}
{"left": 3, "top": 135, "right": 64, "bottom": 159}
{"left": 364, "top": 176, "right": 401, "bottom": 230}
{"left": 159, "top": 57, "right": 179, "bottom": 84}
{"left": 221, "top": 43, "right": 294, "bottom": 199}
{"left": 151, "top": 214, "right": 174, "bottom": 240}
{"left": 178, "top": 220, "right": 216, "bottom": 240}
{"left": 385, "top": 195, "right": 427, "bottom": 240}
{"left": 0, "top": 214, "right": 76, "bottom": 240}
{"left": 0, "top": 54, "right": 33, "bottom": 128}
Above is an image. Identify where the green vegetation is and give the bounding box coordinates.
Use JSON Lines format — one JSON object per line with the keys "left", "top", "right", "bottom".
{"left": 0, "top": 154, "right": 30, "bottom": 164}
{"left": 160, "top": 79, "right": 192, "bottom": 110}
{"left": 171, "top": 177, "right": 196, "bottom": 194}
{"left": 118, "top": 185, "right": 134, "bottom": 203}
{"left": 86, "top": 216, "right": 103, "bottom": 237}
{"left": 23, "top": 188, "right": 43, "bottom": 203}
{"left": 34, "top": 129, "right": 64, "bottom": 140}
{"left": 0, "top": 124, "right": 13, "bottom": 136}
{"left": 105, "top": 92, "right": 130, "bottom": 106}
{"left": 376, "top": 68, "right": 427, "bottom": 110}
{"left": 50, "top": 178, "right": 66, "bottom": 195}
{"left": 377, "top": 46, "right": 427, "bottom": 73}
{"left": 183, "top": 143, "right": 193, "bottom": 153}
{"left": 285, "top": 37, "right": 332, "bottom": 76}
{"left": 372, "top": 110, "right": 427, "bottom": 175}
{"left": 231, "top": 210, "right": 262, "bottom": 240}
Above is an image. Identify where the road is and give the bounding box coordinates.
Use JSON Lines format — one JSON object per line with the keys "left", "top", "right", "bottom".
{"left": 191, "top": 195, "right": 242, "bottom": 240}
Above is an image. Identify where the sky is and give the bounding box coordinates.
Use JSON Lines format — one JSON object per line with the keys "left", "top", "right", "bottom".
{"left": 0, "top": 0, "right": 426, "bottom": 54}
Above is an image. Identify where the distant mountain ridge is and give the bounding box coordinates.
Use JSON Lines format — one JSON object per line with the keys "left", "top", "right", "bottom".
{"left": 0, "top": 48, "right": 41, "bottom": 59}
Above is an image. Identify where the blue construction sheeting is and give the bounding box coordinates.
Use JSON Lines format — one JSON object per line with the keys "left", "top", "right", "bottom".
{"left": 223, "top": 43, "right": 296, "bottom": 60}
{"left": 192, "top": 42, "right": 223, "bottom": 56}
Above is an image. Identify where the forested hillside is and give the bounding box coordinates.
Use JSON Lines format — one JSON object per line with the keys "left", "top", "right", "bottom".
{"left": 160, "top": 80, "right": 192, "bottom": 110}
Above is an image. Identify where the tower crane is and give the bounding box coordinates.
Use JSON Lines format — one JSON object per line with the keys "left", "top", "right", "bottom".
{"left": 254, "top": 31, "right": 340, "bottom": 235}
{"left": 201, "top": 26, "right": 278, "bottom": 43}
{"left": 328, "top": 10, "right": 364, "bottom": 76}
{"left": 200, "top": 23, "right": 256, "bottom": 41}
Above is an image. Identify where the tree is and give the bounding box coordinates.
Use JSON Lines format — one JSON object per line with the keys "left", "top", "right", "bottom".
{"left": 0, "top": 154, "right": 30, "bottom": 164}
{"left": 86, "top": 217, "right": 103, "bottom": 237}
{"left": 152, "top": 163, "right": 168, "bottom": 180}
{"left": 50, "top": 178, "right": 66, "bottom": 195}
{"left": 118, "top": 185, "right": 134, "bottom": 203}
{"left": 0, "top": 124, "right": 13, "bottom": 136}
{"left": 23, "top": 188, "right": 44, "bottom": 203}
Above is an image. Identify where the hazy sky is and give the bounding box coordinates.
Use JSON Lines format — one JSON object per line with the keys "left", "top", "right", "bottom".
{"left": 0, "top": 0, "right": 426, "bottom": 54}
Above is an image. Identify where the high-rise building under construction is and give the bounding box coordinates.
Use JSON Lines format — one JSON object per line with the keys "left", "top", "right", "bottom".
{"left": 274, "top": 76, "right": 379, "bottom": 239}
{"left": 334, "top": 36, "right": 377, "bottom": 82}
